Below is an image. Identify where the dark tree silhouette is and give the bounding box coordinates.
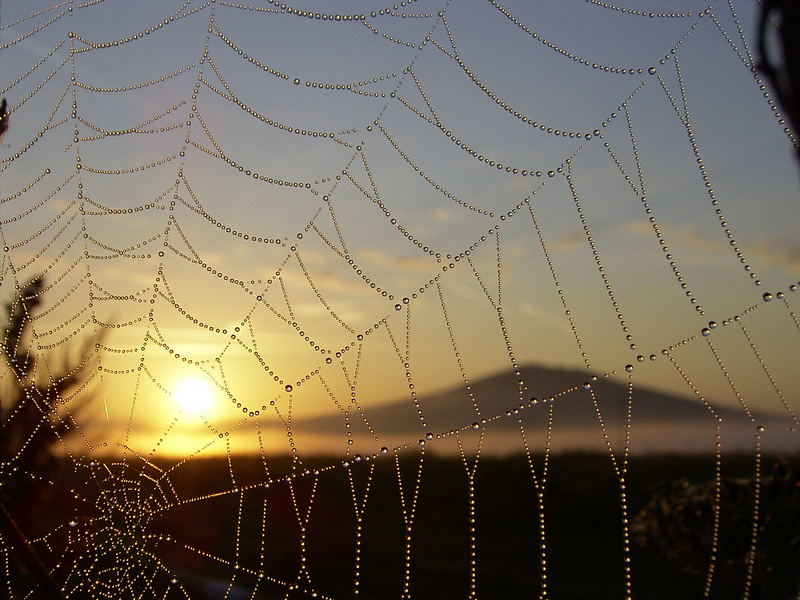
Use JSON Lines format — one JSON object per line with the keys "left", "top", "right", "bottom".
{"left": 632, "top": 461, "right": 800, "bottom": 599}
{"left": 758, "top": 0, "right": 800, "bottom": 157}
{"left": 0, "top": 98, "right": 8, "bottom": 144}
{"left": 0, "top": 278, "right": 104, "bottom": 598}
{"left": 0, "top": 278, "right": 102, "bottom": 479}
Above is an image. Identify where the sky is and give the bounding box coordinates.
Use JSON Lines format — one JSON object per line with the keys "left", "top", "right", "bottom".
{"left": 1, "top": 0, "right": 799, "bottom": 458}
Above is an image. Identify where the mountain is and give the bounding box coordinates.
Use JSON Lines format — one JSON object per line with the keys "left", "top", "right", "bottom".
{"left": 295, "top": 364, "right": 752, "bottom": 433}
{"left": 290, "top": 365, "right": 794, "bottom": 454}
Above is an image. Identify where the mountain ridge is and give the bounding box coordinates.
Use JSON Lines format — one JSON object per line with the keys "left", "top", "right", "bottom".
{"left": 293, "top": 364, "right": 761, "bottom": 436}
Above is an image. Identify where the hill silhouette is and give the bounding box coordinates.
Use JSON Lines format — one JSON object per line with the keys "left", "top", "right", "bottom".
{"left": 289, "top": 365, "right": 793, "bottom": 454}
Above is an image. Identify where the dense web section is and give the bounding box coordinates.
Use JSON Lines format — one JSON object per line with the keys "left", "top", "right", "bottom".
{"left": 0, "top": 0, "right": 799, "bottom": 598}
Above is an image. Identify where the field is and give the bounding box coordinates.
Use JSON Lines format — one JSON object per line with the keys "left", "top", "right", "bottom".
{"left": 8, "top": 452, "right": 797, "bottom": 599}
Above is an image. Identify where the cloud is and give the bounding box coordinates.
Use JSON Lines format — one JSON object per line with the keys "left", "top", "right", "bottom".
{"left": 298, "top": 248, "right": 335, "bottom": 266}
{"left": 278, "top": 266, "right": 364, "bottom": 294}
{"left": 51, "top": 197, "right": 72, "bottom": 212}
{"left": 508, "top": 177, "right": 532, "bottom": 191}
{"left": 505, "top": 241, "right": 527, "bottom": 258}
{"left": 541, "top": 220, "right": 649, "bottom": 254}
{"left": 431, "top": 207, "right": 458, "bottom": 223}
{"left": 548, "top": 228, "right": 584, "bottom": 252}
{"left": 668, "top": 228, "right": 800, "bottom": 274}
{"left": 199, "top": 251, "right": 226, "bottom": 265}
{"left": 359, "top": 248, "right": 433, "bottom": 272}
{"left": 676, "top": 226, "right": 728, "bottom": 255}
{"left": 618, "top": 219, "right": 800, "bottom": 274}
{"left": 98, "top": 265, "right": 153, "bottom": 286}
{"left": 294, "top": 300, "right": 365, "bottom": 322}
{"left": 519, "top": 301, "right": 571, "bottom": 334}
{"left": 306, "top": 270, "right": 365, "bottom": 292}
{"left": 752, "top": 237, "right": 800, "bottom": 274}
{"left": 443, "top": 277, "right": 493, "bottom": 307}
{"left": 617, "top": 220, "right": 653, "bottom": 236}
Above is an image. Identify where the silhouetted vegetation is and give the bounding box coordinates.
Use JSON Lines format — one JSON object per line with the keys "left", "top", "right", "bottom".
{"left": 0, "top": 278, "right": 103, "bottom": 598}
{"left": 150, "top": 453, "right": 800, "bottom": 600}
{"left": 0, "top": 278, "right": 102, "bottom": 498}
{"left": 759, "top": 0, "right": 800, "bottom": 150}
{"left": 0, "top": 98, "right": 8, "bottom": 142}
{"left": 632, "top": 461, "right": 800, "bottom": 599}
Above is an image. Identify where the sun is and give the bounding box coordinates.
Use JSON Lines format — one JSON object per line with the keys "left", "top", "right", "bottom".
{"left": 174, "top": 377, "right": 213, "bottom": 415}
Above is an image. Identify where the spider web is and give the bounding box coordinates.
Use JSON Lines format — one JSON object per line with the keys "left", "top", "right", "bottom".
{"left": 0, "top": 0, "right": 799, "bottom": 598}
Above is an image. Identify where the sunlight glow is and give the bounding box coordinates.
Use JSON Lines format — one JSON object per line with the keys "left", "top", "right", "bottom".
{"left": 174, "top": 378, "right": 213, "bottom": 416}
